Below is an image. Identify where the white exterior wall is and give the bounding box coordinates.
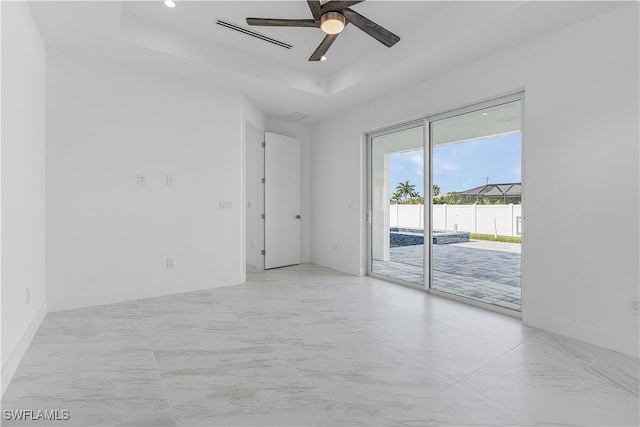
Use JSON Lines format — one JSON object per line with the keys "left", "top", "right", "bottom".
{"left": 443, "top": 205, "right": 475, "bottom": 233}
{"left": 432, "top": 205, "right": 445, "bottom": 231}
{"left": 475, "top": 205, "right": 518, "bottom": 236}
{"left": 46, "top": 50, "right": 246, "bottom": 311}
{"left": 311, "top": 5, "right": 639, "bottom": 356}
{"left": 1, "top": 2, "right": 48, "bottom": 395}
{"left": 390, "top": 204, "right": 424, "bottom": 230}
{"left": 400, "top": 204, "right": 523, "bottom": 236}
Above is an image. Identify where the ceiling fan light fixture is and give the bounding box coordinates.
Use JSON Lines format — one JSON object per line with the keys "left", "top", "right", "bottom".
{"left": 245, "top": 2, "right": 401, "bottom": 62}
{"left": 320, "top": 12, "right": 345, "bottom": 34}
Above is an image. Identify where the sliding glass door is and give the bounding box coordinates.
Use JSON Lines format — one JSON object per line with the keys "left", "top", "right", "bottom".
{"left": 368, "top": 121, "right": 427, "bottom": 287}
{"left": 429, "top": 96, "right": 523, "bottom": 311}
{"left": 367, "top": 94, "right": 524, "bottom": 314}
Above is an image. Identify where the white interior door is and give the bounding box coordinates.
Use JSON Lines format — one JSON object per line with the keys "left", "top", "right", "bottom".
{"left": 264, "top": 132, "right": 301, "bottom": 269}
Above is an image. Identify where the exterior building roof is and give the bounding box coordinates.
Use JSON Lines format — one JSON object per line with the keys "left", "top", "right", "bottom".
{"left": 458, "top": 183, "right": 522, "bottom": 198}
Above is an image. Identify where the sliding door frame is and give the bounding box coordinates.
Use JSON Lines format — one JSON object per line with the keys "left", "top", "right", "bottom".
{"left": 365, "top": 91, "right": 525, "bottom": 318}
{"left": 427, "top": 92, "right": 524, "bottom": 318}
{"left": 365, "top": 119, "right": 428, "bottom": 291}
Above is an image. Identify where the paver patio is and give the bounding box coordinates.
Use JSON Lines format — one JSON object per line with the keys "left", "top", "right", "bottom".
{"left": 372, "top": 240, "right": 522, "bottom": 311}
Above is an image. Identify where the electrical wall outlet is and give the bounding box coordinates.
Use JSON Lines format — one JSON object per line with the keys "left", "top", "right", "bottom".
{"left": 631, "top": 298, "right": 639, "bottom": 315}
{"left": 136, "top": 174, "right": 146, "bottom": 185}
{"left": 166, "top": 175, "right": 174, "bottom": 186}
{"left": 219, "top": 200, "right": 232, "bottom": 210}
{"left": 166, "top": 258, "right": 175, "bottom": 269}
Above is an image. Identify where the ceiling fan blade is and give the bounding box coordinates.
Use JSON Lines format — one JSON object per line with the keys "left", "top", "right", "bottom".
{"left": 307, "top": 0, "right": 322, "bottom": 22}
{"left": 246, "top": 18, "right": 319, "bottom": 28}
{"left": 309, "top": 33, "right": 339, "bottom": 61}
{"left": 322, "top": 1, "right": 365, "bottom": 13}
{"left": 343, "top": 8, "right": 400, "bottom": 47}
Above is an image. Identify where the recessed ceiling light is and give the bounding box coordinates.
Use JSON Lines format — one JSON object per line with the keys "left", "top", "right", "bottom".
{"left": 164, "top": 0, "right": 176, "bottom": 8}
{"left": 481, "top": 112, "right": 488, "bottom": 116}
{"left": 320, "top": 55, "right": 327, "bottom": 61}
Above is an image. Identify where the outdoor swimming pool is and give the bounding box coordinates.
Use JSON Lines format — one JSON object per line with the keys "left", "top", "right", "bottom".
{"left": 390, "top": 227, "right": 470, "bottom": 246}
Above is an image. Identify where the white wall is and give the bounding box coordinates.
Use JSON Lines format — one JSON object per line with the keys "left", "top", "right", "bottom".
{"left": 391, "top": 205, "right": 425, "bottom": 231}
{"left": 311, "top": 5, "right": 639, "bottom": 356}
{"left": 1, "top": 2, "right": 48, "bottom": 394}
{"left": 426, "top": 204, "right": 522, "bottom": 236}
{"left": 265, "top": 118, "right": 312, "bottom": 264}
{"left": 46, "top": 50, "right": 246, "bottom": 311}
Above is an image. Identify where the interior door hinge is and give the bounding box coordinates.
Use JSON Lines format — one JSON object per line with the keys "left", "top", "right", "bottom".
{"left": 261, "top": 177, "right": 265, "bottom": 184}
{"left": 261, "top": 142, "right": 266, "bottom": 147}
{"left": 261, "top": 214, "right": 265, "bottom": 219}
{"left": 261, "top": 250, "right": 265, "bottom": 256}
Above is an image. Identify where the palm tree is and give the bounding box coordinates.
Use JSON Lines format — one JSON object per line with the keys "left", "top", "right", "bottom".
{"left": 432, "top": 184, "right": 441, "bottom": 196}
{"left": 390, "top": 190, "right": 402, "bottom": 204}
{"left": 395, "top": 181, "right": 417, "bottom": 203}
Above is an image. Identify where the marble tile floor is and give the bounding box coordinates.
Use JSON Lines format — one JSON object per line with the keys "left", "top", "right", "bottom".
{"left": 372, "top": 240, "right": 522, "bottom": 311}
{"left": 2, "top": 264, "right": 638, "bottom": 426}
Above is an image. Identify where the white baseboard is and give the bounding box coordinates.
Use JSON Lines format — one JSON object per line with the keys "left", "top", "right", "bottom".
{"left": 310, "top": 256, "right": 360, "bottom": 277}
{"left": 48, "top": 276, "right": 241, "bottom": 312}
{"left": 1, "top": 301, "right": 48, "bottom": 397}
{"left": 524, "top": 311, "right": 639, "bottom": 358}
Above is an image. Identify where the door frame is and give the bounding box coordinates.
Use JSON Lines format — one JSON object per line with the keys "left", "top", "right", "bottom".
{"left": 427, "top": 92, "right": 525, "bottom": 318}
{"left": 244, "top": 120, "right": 265, "bottom": 273}
{"left": 365, "top": 119, "right": 428, "bottom": 291}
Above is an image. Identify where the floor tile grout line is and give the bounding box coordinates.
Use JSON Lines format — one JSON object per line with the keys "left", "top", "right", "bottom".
{"left": 343, "top": 317, "right": 539, "bottom": 423}
{"left": 425, "top": 380, "right": 538, "bottom": 427}
{"left": 150, "top": 349, "right": 179, "bottom": 427}
{"left": 136, "top": 300, "right": 179, "bottom": 427}
{"left": 425, "top": 328, "right": 542, "bottom": 402}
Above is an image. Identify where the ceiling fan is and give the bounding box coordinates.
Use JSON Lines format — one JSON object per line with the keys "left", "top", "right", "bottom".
{"left": 246, "top": 1, "right": 400, "bottom": 61}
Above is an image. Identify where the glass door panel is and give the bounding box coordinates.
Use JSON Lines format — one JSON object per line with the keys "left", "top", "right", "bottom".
{"left": 430, "top": 99, "right": 523, "bottom": 311}
{"left": 369, "top": 123, "right": 426, "bottom": 287}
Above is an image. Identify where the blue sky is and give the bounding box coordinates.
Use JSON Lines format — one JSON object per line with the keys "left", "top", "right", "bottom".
{"left": 389, "top": 132, "right": 521, "bottom": 197}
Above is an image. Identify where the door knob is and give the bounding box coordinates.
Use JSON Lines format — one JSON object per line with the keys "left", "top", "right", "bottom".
{"left": 295, "top": 215, "right": 301, "bottom": 219}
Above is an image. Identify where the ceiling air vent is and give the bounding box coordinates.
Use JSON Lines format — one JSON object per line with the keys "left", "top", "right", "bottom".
{"left": 216, "top": 19, "right": 292, "bottom": 50}
{"left": 287, "top": 112, "right": 310, "bottom": 121}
